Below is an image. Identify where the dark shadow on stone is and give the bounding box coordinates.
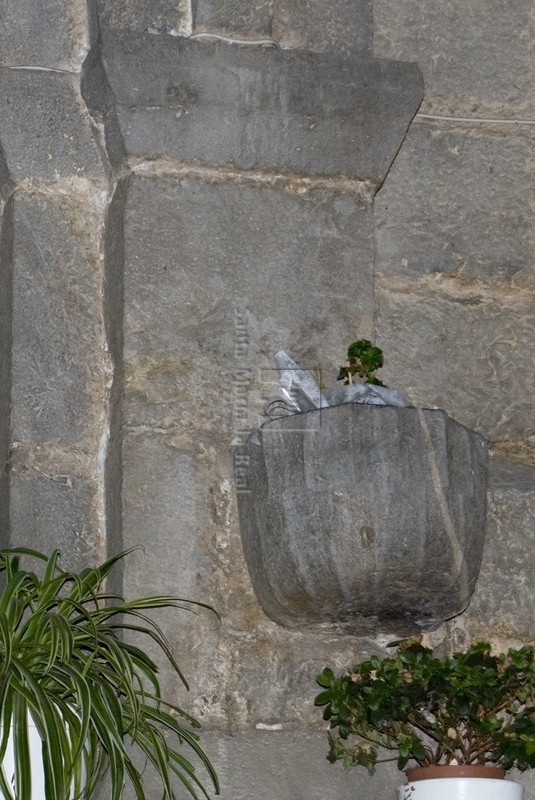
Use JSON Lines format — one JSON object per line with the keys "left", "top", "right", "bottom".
{"left": 102, "top": 178, "right": 127, "bottom": 593}
{"left": 81, "top": 43, "right": 128, "bottom": 173}
{"left": 0, "top": 191, "right": 13, "bottom": 547}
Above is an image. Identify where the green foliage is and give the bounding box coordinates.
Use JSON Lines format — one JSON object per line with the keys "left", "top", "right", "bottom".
{"left": 337, "top": 340, "right": 386, "bottom": 387}
{"left": 315, "top": 640, "right": 535, "bottom": 776}
{"left": 0, "top": 548, "right": 220, "bottom": 800}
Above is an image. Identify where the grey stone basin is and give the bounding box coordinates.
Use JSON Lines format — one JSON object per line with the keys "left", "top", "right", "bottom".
{"left": 237, "top": 404, "right": 488, "bottom": 635}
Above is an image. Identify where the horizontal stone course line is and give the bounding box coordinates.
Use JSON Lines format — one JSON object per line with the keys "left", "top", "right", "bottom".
{"left": 490, "top": 440, "right": 535, "bottom": 467}
{"left": 130, "top": 158, "right": 376, "bottom": 198}
{"left": 416, "top": 112, "right": 535, "bottom": 126}
{"left": 187, "top": 31, "right": 279, "bottom": 46}
{"left": 8, "top": 441, "right": 97, "bottom": 474}
{"left": 12, "top": 179, "right": 110, "bottom": 207}
{"left": 376, "top": 272, "right": 535, "bottom": 301}
{"left": 1, "top": 64, "right": 81, "bottom": 74}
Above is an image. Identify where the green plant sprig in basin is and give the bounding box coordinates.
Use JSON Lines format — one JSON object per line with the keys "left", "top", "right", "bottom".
{"left": 337, "top": 339, "right": 386, "bottom": 387}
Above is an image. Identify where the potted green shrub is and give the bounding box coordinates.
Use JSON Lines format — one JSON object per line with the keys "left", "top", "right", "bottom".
{"left": 315, "top": 639, "right": 535, "bottom": 799}
{"left": 0, "top": 547, "right": 220, "bottom": 800}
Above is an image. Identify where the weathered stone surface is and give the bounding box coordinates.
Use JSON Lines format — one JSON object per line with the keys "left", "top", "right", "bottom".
{"left": 11, "top": 192, "right": 107, "bottom": 445}
{"left": 0, "top": 69, "right": 109, "bottom": 185}
{"left": 375, "top": 121, "right": 535, "bottom": 287}
{"left": 375, "top": 279, "right": 535, "bottom": 443}
{"left": 101, "top": 180, "right": 128, "bottom": 561}
{"left": 207, "top": 730, "right": 527, "bottom": 800}
{"left": 81, "top": 46, "right": 128, "bottom": 172}
{"left": 0, "top": 0, "right": 90, "bottom": 71}
{"left": 122, "top": 432, "right": 215, "bottom": 600}
{"left": 122, "top": 173, "right": 374, "bottom": 431}
{"left": 120, "top": 430, "right": 229, "bottom": 705}
{"left": 0, "top": 194, "right": 13, "bottom": 542}
{"left": 238, "top": 405, "right": 488, "bottom": 635}
{"left": 9, "top": 452, "right": 103, "bottom": 570}
{"left": 460, "top": 458, "right": 535, "bottom": 641}
{"left": 274, "top": 0, "right": 373, "bottom": 57}
{"left": 99, "top": 729, "right": 398, "bottom": 800}
{"left": 187, "top": 630, "right": 389, "bottom": 729}
{"left": 193, "top": 0, "right": 274, "bottom": 36}
{"left": 374, "top": 0, "right": 535, "bottom": 116}
{"left": 120, "top": 172, "right": 376, "bottom": 728}
{"left": 102, "top": 33, "right": 423, "bottom": 181}
{"left": 96, "top": 0, "right": 190, "bottom": 34}
{"left": 201, "top": 732, "right": 402, "bottom": 800}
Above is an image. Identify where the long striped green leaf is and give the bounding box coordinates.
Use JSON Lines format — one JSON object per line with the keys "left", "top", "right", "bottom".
{"left": 0, "top": 548, "right": 219, "bottom": 799}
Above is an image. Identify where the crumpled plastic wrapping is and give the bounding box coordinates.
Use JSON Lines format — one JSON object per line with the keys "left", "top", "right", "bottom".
{"left": 263, "top": 349, "right": 409, "bottom": 420}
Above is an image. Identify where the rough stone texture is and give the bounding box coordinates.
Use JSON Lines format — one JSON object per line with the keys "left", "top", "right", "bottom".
{"left": 0, "top": 0, "right": 90, "bottom": 71}
{"left": 122, "top": 433, "right": 216, "bottom": 601}
{"left": 375, "top": 121, "right": 535, "bottom": 288}
{"left": 96, "top": 0, "right": 191, "bottom": 34}
{"left": 122, "top": 173, "right": 375, "bottom": 432}
{"left": 0, "top": 193, "right": 13, "bottom": 542}
{"left": 373, "top": 0, "right": 535, "bottom": 116}
{"left": 11, "top": 192, "right": 108, "bottom": 446}
{"left": 102, "top": 33, "right": 423, "bottom": 181}
{"left": 0, "top": 4, "right": 534, "bottom": 799}
{"left": 181, "top": 731, "right": 402, "bottom": 800}
{"left": 238, "top": 405, "right": 488, "bottom": 635}
{"left": 81, "top": 46, "right": 128, "bottom": 173}
{"left": 193, "top": 0, "right": 274, "bottom": 36}
{"left": 375, "top": 278, "right": 535, "bottom": 444}
{"left": 205, "top": 731, "right": 533, "bottom": 800}
{"left": 0, "top": 69, "right": 109, "bottom": 187}
{"left": 120, "top": 171, "right": 377, "bottom": 730}
{"left": 8, "top": 451, "right": 104, "bottom": 570}
{"left": 458, "top": 458, "right": 535, "bottom": 643}
{"left": 101, "top": 180, "right": 127, "bottom": 564}
{"left": 274, "top": 0, "right": 373, "bottom": 57}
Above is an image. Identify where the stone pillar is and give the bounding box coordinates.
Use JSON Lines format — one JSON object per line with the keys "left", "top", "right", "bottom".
{"left": 97, "top": 26, "right": 423, "bottom": 799}
{"left": 0, "top": 0, "right": 123, "bottom": 568}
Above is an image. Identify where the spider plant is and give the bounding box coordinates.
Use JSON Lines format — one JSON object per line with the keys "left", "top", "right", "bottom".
{"left": 0, "top": 547, "right": 220, "bottom": 800}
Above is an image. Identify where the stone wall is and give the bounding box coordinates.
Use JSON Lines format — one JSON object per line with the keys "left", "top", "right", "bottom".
{"left": 1, "top": 1, "right": 534, "bottom": 799}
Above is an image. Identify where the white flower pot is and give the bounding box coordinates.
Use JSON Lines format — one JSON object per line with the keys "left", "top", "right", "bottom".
{"left": 1, "top": 717, "right": 86, "bottom": 800}
{"left": 396, "top": 777, "right": 524, "bottom": 800}
{"left": 1, "top": 721, "right": 46, "bottom": 799}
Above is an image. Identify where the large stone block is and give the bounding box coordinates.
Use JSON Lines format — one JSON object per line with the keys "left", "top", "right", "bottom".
{"left": 122, "top": 173, "right": 374, "bottom": 432}
{"left": 96, "top": 0, "right": 190, "bottom": 34}
{"left": 11, "top": 192, "right": 107, "bottom": 446}
{"left": 374, "top": 0, "right": 535, "bottom": 116}
{"left": 273, "top": 0, "right": 373, "bottom": 57}
{"left": 100, "top": 730, "right": 396, "bottom": 800}
{"left": 0, "top": 69, "right": 108, "bottom": 185}
{"left": 122, "top": 432, "right": 215, "bottom": 600}
{"left": 375, "top": 279, "right": 535, "bottom": 443}
{"left": 120, "top": 430, "right": 227, "bottom": 700}
{"left": 102, "top": 33, "right": 423, "bottom": 181}
{"left": 9, "top": 445, "right": 103, "bottom": 570}
{"left": 193, "top": 0, "right": 274, "bottom": 36}
{"left": 0, "top": 0, "right": 90, "bottom": 71}
{"left": 462, "top": 458, "right": 535, "bottom": 641}
{"left": 375, "top": 121, "right": 535, "bottom": 288}
{"left": 200, "top": 731, "right": 402, "bottom": 800}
